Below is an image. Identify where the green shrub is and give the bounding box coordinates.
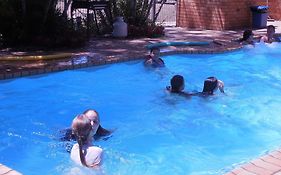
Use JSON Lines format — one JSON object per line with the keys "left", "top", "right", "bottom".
{"left": 111, "top": 0, "right": 165, "bottom": 38}
{"left": 0, "top": 0, "right": 87, "bottom": 48}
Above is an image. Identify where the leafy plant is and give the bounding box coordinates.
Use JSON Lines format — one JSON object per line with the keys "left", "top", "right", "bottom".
{"left": 109, "top": 0, "right": 165, "bottom": 37}
{"left": 0, "top": 0, "right": 87, "bottom": 48}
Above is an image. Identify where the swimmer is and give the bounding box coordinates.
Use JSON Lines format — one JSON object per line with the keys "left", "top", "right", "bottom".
{"left": 166, "top": 75, "right": 192, "bottom": 97}
{"left": 84, "top": 109, "right": 112, "bottom": 139}
{"left": 201, "top": 76, "right": 224, "bottom": 95}
{"left": 60, "top": 109, "right": 112, "bottom": 142}
{"left": 144, "top": 48, "right": 165, "bottom": 67}
{"left": 260, "top": 25, "right": 280, "bottom": 43}
{"left": 239, "top": 30, "right": 254, "bottom": 45}
{"left": 70, "top": 114, "right": 103, "bottom": 168}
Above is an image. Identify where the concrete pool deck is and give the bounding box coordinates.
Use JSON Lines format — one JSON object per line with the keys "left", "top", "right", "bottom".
{"left": 0, "top": 20, "right": 280, "bottom": 80}
{"left": 0, "top": 29, "right": 242, "bottom": 80}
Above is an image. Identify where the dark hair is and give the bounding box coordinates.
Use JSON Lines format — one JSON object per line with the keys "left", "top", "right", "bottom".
{"left": 83, "top": 109, "right": 98, "bottom": 115}
{"left": 83, "top": 109, "right": 112, "bottom": 137}
{"left": 202, "top": 77, "right": 218, "bottom": 94}
{"left": 150, "top": 47, "right": 160, "bottom": 54}
{"left": 267, "top": 25, "right": 275, "bottom": 30}
{"left": 72, "top": 114, "right": 92, "bottom": 167}
{"left": 170, "top": 75, "right": 184, "bottom": 93}
{"left": 240, "top": 30, "right": 253, "bottom": 42}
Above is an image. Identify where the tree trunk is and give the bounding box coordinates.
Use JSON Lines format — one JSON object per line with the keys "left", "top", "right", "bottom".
{"left": 63, "top": 0, "right": 72, "bottom": 19}
{"left": 154, "top": 0, "right": 166, "bottom": 22}
{"left": 130, "top": 0, "right": 136, "bottom": 19}
{"left": 21, "top": 0, "right": 26, "bottom": 17}
{"left": 40, "top": 0, "right": 53, "bottom": 32}
{"left": 144, "top": 0, "right": 154, "bottom": 23}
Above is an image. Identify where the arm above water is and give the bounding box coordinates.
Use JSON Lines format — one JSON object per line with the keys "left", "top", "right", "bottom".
{"left": 217, "top": 80, "right": 224, "bottom": 93}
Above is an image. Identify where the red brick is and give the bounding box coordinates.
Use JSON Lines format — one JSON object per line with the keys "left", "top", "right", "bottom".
{"left": 177, "top": 0, "right": 281, "bottom": 30}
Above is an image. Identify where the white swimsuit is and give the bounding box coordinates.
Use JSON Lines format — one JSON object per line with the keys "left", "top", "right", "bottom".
{"left": 70, "top": 143, "right": 103, "bottom": 167}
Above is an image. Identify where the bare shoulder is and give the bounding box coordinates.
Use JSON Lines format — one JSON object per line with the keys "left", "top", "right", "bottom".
{"left": 89, "top": 146, "right": 103, "bottom": 153}
{"left": 260, "top": 35, "right": 267, "bottom": 42}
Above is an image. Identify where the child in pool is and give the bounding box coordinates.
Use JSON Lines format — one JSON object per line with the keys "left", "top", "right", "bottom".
{"left": 239, "top": 29, "right": 254, "bottom": 45}
{"left": 166, "top": 75, "right": 193, "bottom": 97}
{"left": 144, "top": 48, "right": 165, "bottom": 67}
{"left": 260, "top": 25, "right": 280, "bottom": 43}
{"left": 70, "top": 114, "right": 103, "bottom": 168}
{"left": 60, "top": 109, "right": 112, "bottom": 142}
{"left": 199, "top": 76, "right": 224, "bottom": 95}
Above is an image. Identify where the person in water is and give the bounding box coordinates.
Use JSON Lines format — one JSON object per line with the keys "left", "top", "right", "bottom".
{"left": 144, "top": 48, "right": 165, "bottom": 67}
{"left": 166, "top": 75, "right": 192, "bottom": 97}
{"left": 70, "top": 114, "right": 103, "bottom": 168}
{"left": 60, "top": 109, "right": 112, "bottom": 142}
{"left": 260, "top": 25, "right": 280, "bottom": 43}
{"left": 239, "top": 29, "right": 254, "bottom": 45}
{"left": 201, "top": 76, "right": 224, "bottom": 95}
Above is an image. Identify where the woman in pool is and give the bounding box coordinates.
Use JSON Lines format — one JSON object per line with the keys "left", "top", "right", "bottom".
{"left": 200, "top": 76, "right": 224, "bottom": 95}
{"left": 166, "top": 75, "right": 192, "bottom": 97}
{"left": 70, "top": 114, "right": 103, "bottom": 168}
{"left": 144, "top": 48, "right": 165, "bottom": 67}
{"left": 60, "top": 109, "right": 112, "bottom": 142}
{"left": 239, "top": 29, "right": 254, "bottom": 45}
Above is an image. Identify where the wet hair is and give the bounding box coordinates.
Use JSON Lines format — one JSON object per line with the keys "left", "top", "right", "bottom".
{"left": 240, "top": 30, "right": 253, "bottom": 42}
{"left": 267, "top": 25, "right": 275, "bottom": 30}
{"left": 83, "top": 109, "right": 111, "bottom": 137}
{"left": 170, "top": 75, "right": 184, "bottom": 93}
{"left": 60, "top": 109, "right": 111, "bottom": 145}
{"left": 72, "top": 114, "right": 92, "bottom": 167}
{"left": 150, "top": 47, "right": 160, "bottom": 54}
{"left": 202, "top": 77, "right": 218, "bottom": 94}
{"left": 83, "top": 109, "right": 99, "bottom": 117}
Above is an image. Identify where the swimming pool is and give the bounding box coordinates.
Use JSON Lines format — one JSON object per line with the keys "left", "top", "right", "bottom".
{"left": 1, "top": 43, "right": 281, "bottom": 175}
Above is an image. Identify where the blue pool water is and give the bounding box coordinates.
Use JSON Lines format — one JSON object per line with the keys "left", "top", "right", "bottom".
{"left": 1, "top": 43, "right": 281, "bottom": 175}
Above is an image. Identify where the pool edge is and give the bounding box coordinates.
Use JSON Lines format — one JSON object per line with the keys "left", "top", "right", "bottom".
{"left": 0, "top": 45, "right": 243, "bottom": 81}
{"left": 0, "top": 163, "right": 22, "bottom": 175}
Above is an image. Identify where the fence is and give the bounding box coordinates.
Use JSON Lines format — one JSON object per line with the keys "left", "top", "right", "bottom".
{"left": 56, "top": 0, "right": 177, "bottom": 26}
{"left": 154, "top": 0, "right": 177, "bottom": 26}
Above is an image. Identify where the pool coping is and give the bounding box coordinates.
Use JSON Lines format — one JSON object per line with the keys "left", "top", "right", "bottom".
{"left": 0, "top": 42, "right": 243, "bottom": 80}
{"left": 225, "top": 149, "right": 281, "bottom": 175}
{"left": 0, "top": 164, "right": 22, "bottom": 175}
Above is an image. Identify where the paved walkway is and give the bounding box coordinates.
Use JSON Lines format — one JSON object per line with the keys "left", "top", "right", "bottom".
{"left": 0, "top": 28, "right": 242, "bottom": 79}
{"left": 1, "top": 21, "right": 280, "bottom": 80}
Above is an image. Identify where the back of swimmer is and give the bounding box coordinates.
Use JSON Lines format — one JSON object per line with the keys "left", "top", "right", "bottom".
{"left": 166, "top": 75, "right": 192, "bottom": 97}
{"left": 201, "top": 76, "right": 224, "bottom": 95}
{"left": 70, "top": 114, "right": 103, "bottom": 168}
{"left": 239, "top": 29, "right": 254, "bottom": 45}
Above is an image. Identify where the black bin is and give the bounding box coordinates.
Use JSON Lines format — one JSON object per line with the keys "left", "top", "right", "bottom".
{"left": 250, "top": 6, "right": 268, "bottom": 28}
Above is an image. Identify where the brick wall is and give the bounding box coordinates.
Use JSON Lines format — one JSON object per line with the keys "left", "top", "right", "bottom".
{"left": 269, "top": 0, "right": 281, "bottom": 20}
{"left": 176, "top": 0, "right": 271, "bottom": 30}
